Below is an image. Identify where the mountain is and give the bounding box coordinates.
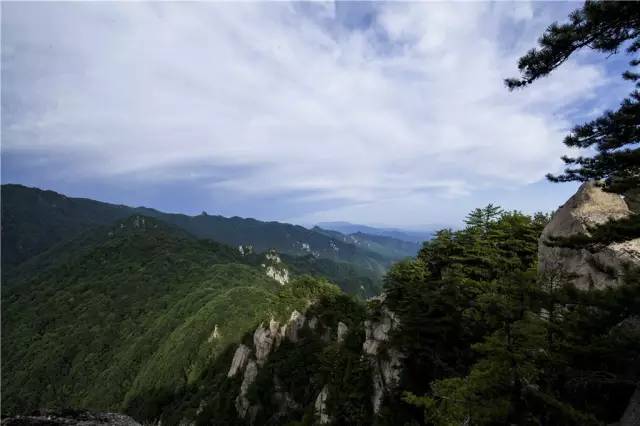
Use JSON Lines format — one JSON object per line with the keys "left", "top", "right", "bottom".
{"left": 312, "top": 227, "right": 421, "bottom": 260}
{"left": 1, "top": 184, "right": 134, "bottom": 270}
{"left": 125, "top": 197, "right": 639, "bottom": 426}
{"left": 1, "top": 184, "right": 392, "bottom": 291}
{"left": 316, "top": 221, "right": 439, "bottom": 243}
{"left": 3, "top": 185, "right": 639, "bottom": 425}
{"left": 1, "top": 214, "right": 344, "bottom": 415}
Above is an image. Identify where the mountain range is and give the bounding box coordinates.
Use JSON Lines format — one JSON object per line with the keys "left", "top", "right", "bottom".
{"left": 2, "top": 184, "right": 424, "bottom": 297}
{"left": 316, "top": 221, "right": 440, "bottom": 244}
{"left": 2, "top": 183, "right": 638, "bottom": 426}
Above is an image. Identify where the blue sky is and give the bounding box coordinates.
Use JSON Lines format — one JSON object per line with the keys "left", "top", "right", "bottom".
{"left": 1, "top": 1, "right": 634, "bottom": 228}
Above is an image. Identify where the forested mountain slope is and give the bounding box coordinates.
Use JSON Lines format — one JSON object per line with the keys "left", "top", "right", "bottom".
{"left": 2, "top": 202, "right": 638, "bottom": 425}
{"left": 100, "top": 205, "right": 639, "bottom": 426}
{"left": 1, "top": 214, "right": 344, "bottom": 415}
{"left": 1, "top": 184, "right": 405, "bottom": 288}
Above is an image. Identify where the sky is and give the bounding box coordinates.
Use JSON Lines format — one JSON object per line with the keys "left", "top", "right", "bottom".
{"left": 1, "top": 1, "right": 634, "bottom": 228}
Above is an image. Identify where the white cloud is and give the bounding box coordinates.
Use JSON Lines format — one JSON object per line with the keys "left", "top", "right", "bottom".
{"left": 1, "top": 1, "right": 622, "bottom": 224}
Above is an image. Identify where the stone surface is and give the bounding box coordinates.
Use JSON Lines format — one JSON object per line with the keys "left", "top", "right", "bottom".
{"left": 363, "top": 307, "right": 398, "bottom": 355}
{"left": 314, "top": 385, "right": 330, "bottom": 424}
{"left": 307, "top": 316, "right": 318, "bottom": 330}
{"left": 337, "top": 321, "right": 349, "bottom": 344}
{"left": 371, "top": 348, "right": 403, "bottom": 415}
{"left": 284, "top": 310, "right": 305, "bottom": 342}
{"left": 227, "top": 344, "right": 251, "bottom": 377}
{"left": 362, "top": 298, "right": 403, "bottom": 414}
{"left": 539, "top": 181, "right": 640, "bottom": 290}
{"left": 235, "top": 360, "right": 258, "bottom": 418}
{"left": 253, "top": 323, "right": 276, "bottom": 366}
{"left": 207, "top": 324, "right": 221, "bottom": 343}
{"left": 265, "top": 265, "right": 289, "bottom": 285}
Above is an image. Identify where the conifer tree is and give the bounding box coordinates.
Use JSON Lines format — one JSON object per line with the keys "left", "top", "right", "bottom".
{"left": 507, "top": 0, "right": 640, "bottom": 243}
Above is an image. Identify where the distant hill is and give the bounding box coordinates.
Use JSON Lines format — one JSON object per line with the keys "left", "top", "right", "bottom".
{"left": 313, "top": 227, "right": 421, "bottom": 259}
{"left": 316, "top": 221, "right": 440, "bottom": 243}
{"left": 1, "top": 214, "right": 343, "bottom": 414}
{"left": 1, "top": 184, "right": 394, "bottom": 287}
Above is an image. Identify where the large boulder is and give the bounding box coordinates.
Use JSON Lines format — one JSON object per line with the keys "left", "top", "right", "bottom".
{"left": 539, "top": 181, "right": 640, "bottom": 290}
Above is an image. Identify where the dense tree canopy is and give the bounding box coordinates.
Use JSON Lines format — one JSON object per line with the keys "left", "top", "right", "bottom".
{"left": 389, "top": 207, "right": 640, "bottom": 425}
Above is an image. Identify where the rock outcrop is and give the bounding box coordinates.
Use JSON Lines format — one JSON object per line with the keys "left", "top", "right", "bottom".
{"left": 231, "top": 311, "right": 313, "bottom": 419}
{"left": 228, "top": 344, "right": 251, "bottom": 377}
{"left": 336, "top": 321, "right": 349, "bottom": 344}
{"left": 363, "top": 304, "right": 399, "bottom": 355}
{"left": 265, "top": 265, "right": 289, "bottom": 285}
{"left": 253, "top": 322, "right": 278, "bottom": 366}
{"left": 314, "top": 385, "right": 330, "bottom": 424}
{"left": 207, "top": 324, "right": 221, "bottom": 343}
{"left": 235, "top": 360, "right": 258, "bottom": 419}
{"left": 362, "top": 296, "right": 403, "bottom": 414}
{"left": 539, "top": 181, "right": 640, "bottom": 290}
{"left": 284, "top": 310, "right": 305, "bottom": 342}
{"left": 262, "top": 250, "right": 290, "bottom": 285}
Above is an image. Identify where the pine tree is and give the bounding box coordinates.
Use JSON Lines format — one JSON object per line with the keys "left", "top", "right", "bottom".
{"left": 507, "top": 0, "right": 640, "bottom": 243}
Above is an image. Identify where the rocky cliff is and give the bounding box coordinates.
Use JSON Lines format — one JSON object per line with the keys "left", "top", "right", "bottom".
{"left": 539, "top": 181, "right": 640, "bottom": 290}
{"left": 162, "top": 285, "right": 401, "bottom": 425}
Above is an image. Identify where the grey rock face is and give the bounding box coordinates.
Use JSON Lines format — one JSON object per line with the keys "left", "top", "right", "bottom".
{"left": 253, "top": 323, "right": 276, "bottom": 366}
{"left": 314, "top": 385, "right": 330, "bottom": 424}
{"left": 337, "top": 321, "right": 349, "bottom": 344}
{"left": 228, "top": 344, "right": 251, "bottom": 377}
{"left": 362, "top": 299, "right": 403, "bottom": 414}
{"left": 363, "top": 307, "right": 398, "bottom": 355}
{"left": 371, "top": 348, "right": 403, "bottom": 415}
{"left": 207, "top": 324, "right": 221, "bottom": 343}
{"left": 284, "top": 310, "right": 305, "bottom": 343}
{"left": 235, "top": 360, "right": 258, "bottom": 419}
{"left": 539, "top": 181, "right": 640, "bottom": 290}
{"left": 254, "top": 316, "right": 292, "bottom": 365}
{"left": 231, "top": 310, "right": 310, "bottom": 421}
{"left": 307, "top": 316, "right": 318, "bottom": 330}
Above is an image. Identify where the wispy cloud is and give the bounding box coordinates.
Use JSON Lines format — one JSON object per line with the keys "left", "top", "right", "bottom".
{"left": 1, "top": 2, "right": 630, "bottom": 225}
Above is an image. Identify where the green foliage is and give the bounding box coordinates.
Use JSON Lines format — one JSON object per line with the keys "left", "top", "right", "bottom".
{"left": 1, "top": 216, "right": 341, "bottom": 417}
{"left": 506, "top": 1, "right": 640, "bottom": 241}
{"left": 3, "top": 189, "right": 639, "bottom": 426}
{"left": 380, "top": 207, "right": 545, "bottom": 423}
{"left": 279, "top": 254, "right": 382, "bottom": 298}
{"left": 154, "top": 290, "right": 372, "bottom": 426}
{"left": 393, "top": 206, "right": 640, "bottom": 425}
{"left": 1, "top": 184, "right": 396, "bottom": 296}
